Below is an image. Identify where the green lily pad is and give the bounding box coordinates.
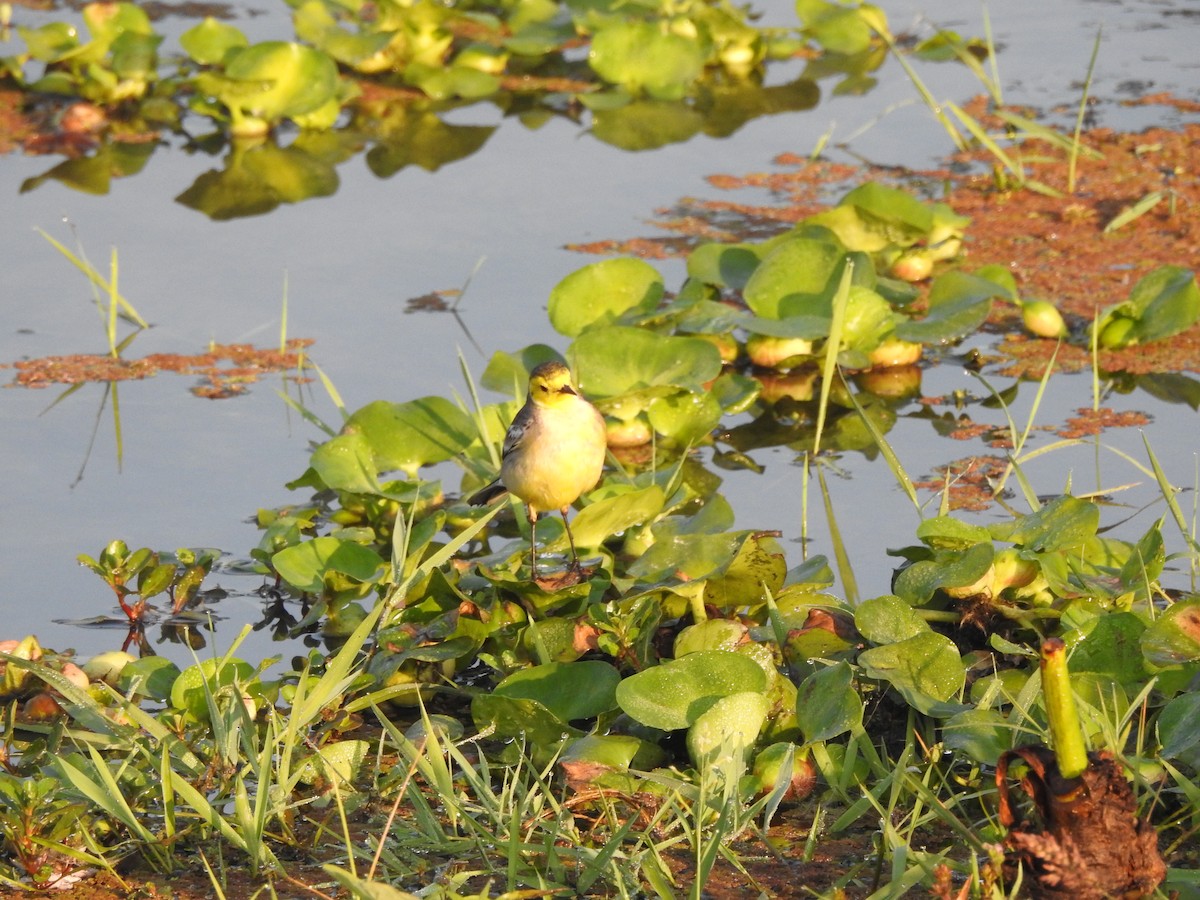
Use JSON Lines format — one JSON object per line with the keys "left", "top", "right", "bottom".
{"left": 548, "top": 257, "right": 664, "bottom": 337}
{"left": 493, "top": 660, "right": 620, "bottom": 721}
{"left": 795, "top": 660, "right": 862, "bottom": 742}
{"left": 857, "top": 631, "right": 966, "bottom": 716}
{"left": 310, "top": 432, "right": 383, "bottom": 494}
{"left": 615, "top": 649, "right": 768, "bottom": 731}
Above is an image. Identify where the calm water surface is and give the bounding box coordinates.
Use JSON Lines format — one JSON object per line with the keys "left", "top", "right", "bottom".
{"left": 1, "top": 0, "right": 1197, "bottom": 663}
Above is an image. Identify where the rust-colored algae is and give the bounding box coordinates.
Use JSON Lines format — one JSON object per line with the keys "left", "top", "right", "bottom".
{"left": 4, "top": 340, "right": 314, "bottom": 399}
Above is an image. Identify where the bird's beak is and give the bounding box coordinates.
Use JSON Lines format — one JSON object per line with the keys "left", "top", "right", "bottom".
{"left": 560, "top": 385, "right": 577, "bottom": 395}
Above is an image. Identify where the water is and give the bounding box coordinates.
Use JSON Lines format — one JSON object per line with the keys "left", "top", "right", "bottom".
{"left": 2, "top": 0, "right": 1197, "bottom": 665}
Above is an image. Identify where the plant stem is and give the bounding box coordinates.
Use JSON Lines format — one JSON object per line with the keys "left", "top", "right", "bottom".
{"left": 1040, "top": 638, "right": 1089, "bottom": 779}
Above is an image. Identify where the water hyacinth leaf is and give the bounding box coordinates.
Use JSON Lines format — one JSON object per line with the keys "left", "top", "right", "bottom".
{"left": 562, "top": 734, "right": 667, "bottom": 771}
{"left": 1096, "top": 265, "right": 1200, "bottom": 348}
{"left": 272, "top": 536, "right": 385, "bottom": 593}
{"left": 743, "top": 237, "right": 845, "bottom": 320}
{"left": 894, "top": 270, "right": 1002, "bottom": 344}
{"left": 893, "top": 541, "right": 993, "bottom": 605}
{"left": 218, "top": 41, "right": 340, "bottom": 123}
{"left": 408, "top": 64, "right": 499, "bottom": 101}
{"left": 943, "top": 708, "right": 1011, "bottom": 765}
{"left": 170, "top": 657, "right": 256, "bottom": 721}
{"left": 117, "top": 656, "right": 181, "bottom": 701}
{"left": 1140, "top": 599, "right": 1200, "bottom": 667}
{"left": 493, "top": 660, "right": 620, "bottom": 721}
{"left": 814, "top": 181, "right": 934, "bottom": 249}
{"left": 180, "top": 17, "right": 248, "bottom": 65}
{"left": 342, "top": 397, "right": 475, "bottom": 477}
{"left": 795, "top": 660, "right": 862, "bottom": 742}
{"left": 629, "top": 530, "right": 746, "bottom": 582}
{"left": 916, "top": 516, "right": 993, "bottom": 550}
{"left": 687, "top": 242, "right": 763, "bottom": 289}
{"left": 854, "top": 594, "right": 928, "bottom": 645}
{"left": 588, "top": 21, "right": 705, "bottom": 100}
{"left": 570, "top": 326, "right": 722, "bottom": 401}
{"left": 297, "top": 739, "right": 370, "bottom": 785}
{"left": 615, "top": 649, "right": 768, "bottom": 731}
{"left": 480, "top": 345, "right": 562, "bottom": 394}
{"left": 857, "top": 631, "right": 967, "bottom": 716}
{"left": 647, "top": 389, "right": 722, "bottom": 444}
{"left": 569, "top": 485, "right": 666, "bottom": 550}
{"left": 839, "top": 286, "right": 894, "bottom": 355}
{"left": 1066, "top": 613, "right": 1148, "bottom": 690}
{"left": 310, "top": 431, "right": 382, "bottom": 494}
{"left": 18, "top": 23, "right": 80, "bottom": 62}
{"left": 989, "top": 495, "right": 1099, "bottom": 552}
{"left": 1157, "top": 692, "right": 1200, "bottom": 760}
{"left": 687, "top": 691, "right": 770, "bottom": 766}
{"left": 548, "top": 258, "right": 664, "bottom": 337}
{"left": 795, "top": 0, "right": 885, "bottom": 55}
{"left": 470, "top": 694, "right": 584, "bottom": 747}
{"left": 703, "top": 532, "right": 787, "bottom": 610}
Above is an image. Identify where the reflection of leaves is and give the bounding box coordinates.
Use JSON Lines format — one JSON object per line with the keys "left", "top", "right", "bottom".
{"left": 695, "top": 77, "right": 820, "bottom": 138}
{"left": 589, "top": 98, "right": 705, "bottom": 151}
{"left": 21, "top": 141, "right": 155, "bottom": 195}
{"left": 176, "top": 139, "right": 338, "bottom": 219}
{"left": 362, "top": 107, "right": 495, "bottom": 176}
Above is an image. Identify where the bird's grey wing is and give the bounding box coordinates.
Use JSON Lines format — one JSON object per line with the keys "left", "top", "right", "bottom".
{"left": 500, "top": 404, "right": 535, "bottom": 460}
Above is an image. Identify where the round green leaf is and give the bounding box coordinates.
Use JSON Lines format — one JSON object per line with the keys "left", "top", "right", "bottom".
{"left": 1157, "top": 692, "right": 1200, "bottom": 760}
{"left": 588, "top": 21, "right": 705, "bottom": 100}
{"left": 548, "top": 258, "right": 664, "bottom": 337}
{"left": 223, "top": 41, "right": 339, "bottom": 120}
{"left": 687, "top": 691, "right": 769, "bottom": 766}
{"left": 943, "top": 708, "right": 1011, "bottom": 765}
{"left": 858, "top": 632, "right": 966, "bottom": 716}
{"left": 494, "top": 660, "right": 620, "bottom": 721}
{"left": 271, "top": 536, "right": 385, "bottom": 593}
{"left": 615, "top": 649, "right": 768, "bottom": 731}
{"left": 854, "top": 594, "right": 928, "bottom": 645}
{"left": 1141, "top": 599, "right": 1200, "bottom": 667}
{"left": 569, "top": 325, "right": 722, "bottom": 401}
{"left": 743, "top": 236, "right": 846, "bottom": 320}
{"left": 343, "top": 397, "right": 476, "bottom": 477}
{"left": 795, "top": 660, "right": 862, "bottom": 743}
{"left": 180, "top": 17, "right": 248, "bottom": 65}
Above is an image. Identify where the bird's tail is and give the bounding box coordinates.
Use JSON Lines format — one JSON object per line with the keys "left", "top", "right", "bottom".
{"left": 467, "top": 480, "right": 509, "bottom": 507}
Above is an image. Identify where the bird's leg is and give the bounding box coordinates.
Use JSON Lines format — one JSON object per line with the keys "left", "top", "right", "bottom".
{"left": 560, "top": 507, "right": 582, "bottom": 572}
{"left": 527, "top": 507, "right": 539, "bottom": 576}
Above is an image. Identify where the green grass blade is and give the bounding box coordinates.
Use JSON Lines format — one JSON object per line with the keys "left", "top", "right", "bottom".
{"left": 843, "top": 374, "right": 920, "bottom": 515}
{"left": 813, "top": 260, "right": 854, "bottom": 454}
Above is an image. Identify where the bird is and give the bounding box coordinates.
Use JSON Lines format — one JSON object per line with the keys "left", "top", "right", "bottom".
{"left": 468, "top": 361, "right": 607, "bottom": 578}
